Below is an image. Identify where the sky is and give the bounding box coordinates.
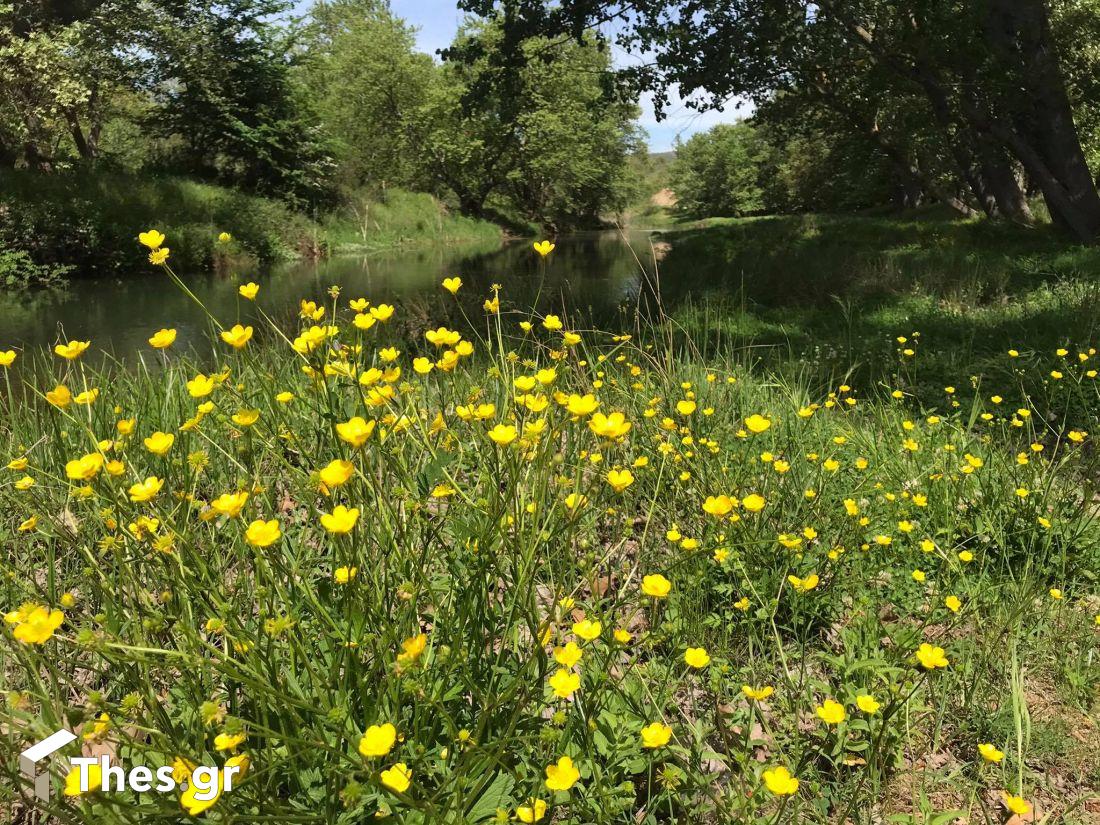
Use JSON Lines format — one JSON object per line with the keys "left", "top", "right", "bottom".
{"left": 298, "top": 0, "right": 749, "bottom": 152}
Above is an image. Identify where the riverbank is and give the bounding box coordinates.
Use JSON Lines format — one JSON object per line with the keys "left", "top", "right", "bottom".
{"left": 0, "top": 170, "right": 505, "bottom": 284}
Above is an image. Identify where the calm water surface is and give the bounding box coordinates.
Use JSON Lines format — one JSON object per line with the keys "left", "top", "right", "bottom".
{"left": 0, "top": 230, "right": 685, "bottom": 360}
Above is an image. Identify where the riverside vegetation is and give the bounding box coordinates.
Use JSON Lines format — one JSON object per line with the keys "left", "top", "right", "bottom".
{"left": 0, "top": 232, "right": 1097, "bottom": 823}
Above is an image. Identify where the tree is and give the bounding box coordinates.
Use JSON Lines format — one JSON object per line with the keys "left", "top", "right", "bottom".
{"left": 421, "top": 20, "right": 642, "bottom": 228}
{"left": 301, "top": 0, "right": 434, "bottom": 193}
{"left": 0, "top": 0, "right": 137, "bottom": 169}
{"left": 669, "top": 122, "right": 769, "bottom": 218}
{"left": 142, "top": 0, "right": 334, "bottom": 206}
{"left": 453, "top": 0, "right": 1100, "bottom": 242}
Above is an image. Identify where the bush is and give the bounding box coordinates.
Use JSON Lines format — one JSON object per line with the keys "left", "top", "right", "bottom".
{"left": 0, "top": 170, "right": 319, "bottom": 278}
{"left": 0, "top": 247, "right": 72, "bottom": 288}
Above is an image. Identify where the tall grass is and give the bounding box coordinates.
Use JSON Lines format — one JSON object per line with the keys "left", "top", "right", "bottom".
{"left": 321, "top": 190, "right": 503, "bottom": 254}
{"left": 0, "top": 238, "right": 1097, "bottom": 823}
{"left": 0, "top": 170, "right": 318, "bottom": 277}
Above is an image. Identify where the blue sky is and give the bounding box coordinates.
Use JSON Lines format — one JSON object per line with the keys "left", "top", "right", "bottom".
{"left": 296, "top": 0, "right": 748, "bottom": 152}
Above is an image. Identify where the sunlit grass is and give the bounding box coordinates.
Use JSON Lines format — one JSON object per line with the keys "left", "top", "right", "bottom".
{"left": 1, "top": 238, "right": 1098, "bottom": 823}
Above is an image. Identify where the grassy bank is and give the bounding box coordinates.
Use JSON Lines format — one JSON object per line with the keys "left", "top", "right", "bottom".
{"left": 0, "top": 236, "right": 1097, "bottom": 822}
{"left": 652, "top": 211, "right": 1100, "bottom": 406}
{"left": 0, "top": 171, "right": 504, "bottom": 283}
{"left": 320, "top": 189, "right": 504, "bottom": 254}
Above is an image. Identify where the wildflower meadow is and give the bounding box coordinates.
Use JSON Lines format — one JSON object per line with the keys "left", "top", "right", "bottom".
{"left": 1, "top": 233, "right": 1098, "bottom": 824}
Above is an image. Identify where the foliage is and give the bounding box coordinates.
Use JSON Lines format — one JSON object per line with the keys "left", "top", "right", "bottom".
{"left": 0, "top": 234, "right": 1097, "bottom": 823}
{"left": 456, "top": 0, "right": 1100, "bottom": 240}
{"left": 0, "top": 169, "right": 317, "bottom": 276}
{"left": 411, "top": 22, "right": 643, "bottom": 229}
{"left": 141, "top": 0, "right": 336, "bottom": 207}
{"left": 669, "top": 122, "right": 771, "bottom": 218}
{"left": 0, "top": 0, "right": 137, "bottom": 169}
{"left": 300, "top": 0, "right": 434, "bottom": 194}
{"left": 0, "top": 247, "right": 71, "bottom": 288}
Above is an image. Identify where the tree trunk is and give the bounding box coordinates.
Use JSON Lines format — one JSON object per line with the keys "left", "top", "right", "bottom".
{"left": 984, "top": 0, "right": 1100, "bottom": 239}
{"left": 68, "top": 114, "right": 93, "bottom": 161}
{"left": 458, "top": 192, "right": 486, "bottom": 216}
{"left": 976, "top": 138, "right": 1033, "bottom": 225}
{"left": 808, "top": 80, "right": 980, "bottom": 218}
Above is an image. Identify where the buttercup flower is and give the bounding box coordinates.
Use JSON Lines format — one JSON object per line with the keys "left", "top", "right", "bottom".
{"left": 702, "top": 495, "right": 735, "bottom": 517}
{"left": 856, "top": 694, "right": 880, "bottom": 714}
{"left": 211, "top": 491, "right": 249, "bottom": 518}
{"left": 572, "top": 619, "right": 601, "bottom": 641}
{"left": 553, "top": 642, "right": 583, "bottom": 668}
{"left": 742, "top": 685, "right": 774, "bottom": 701}
{"left": 358, "top": 723, "right": 397, "bottom": 758}
{"left": 336, "top": 416, "right": 375, "bottom": 447}
{"left": 978, "top": 743, "right": 1005, "bottom": 763}
{"left": 516, "top": 799, "right": 547, "bottom": 822}
{"left": 65, "top": 452, "right": 104, "bottom": 481}
{"left": 487, "top": 424, "right": 518, "bottom": 446}
{"left": 8, "top": 604, "right": 63, "bottom": 644}
{"left": 64, "top": 761, "right": 102, "bottom": 796}
{"left": 138, "top": 229, "right": 165, "bottom": 249}
{"left": 186, "top": 373, "right": 215, "bottom": 398}
{"left": 588, "top": 411, "right": 631, "bottom": 439}
{"left": 319, "top": 459, "right": 355, "bottom": 488}
{"left": 684, "top": 647, "right": 711, "bottom": 668}
{"left": 548, "top": 669, "right": 580, "bottom": 698}
{"left": 245, "top": 519, "right": 281, "bottom": 547}
{"left": 321, "top": 505, "right": 360, "bottom": 534}
{"left": 1001, "top": 793, "right": 1031, "bottom": 816}
{"left": 220, "top": 324, "right": 253, "bottom": 349}
{"left": 641, "top": 574, "right": 671, "bottom": 598}
{"left": 788, "top": 573, "right": 820, "bottom": 593}
{"left": 762, "top": 766, "right": 799, "bottom": 795}
{"left": 544, "top": 755, "right": 580, "bottom": 791}
{"left": 144, "top": 431, "right": 175, "bottom": 456}
{"left": 129, "top": 476, "right": 164, "bottom": 502}
{"left": 380, "top": 762, "right": 412, "bottom": 794}
{"left": 54, "top": 340, "right": 90, "bottom": 360}
{"left": 744, "top": 414, "right": 772, "bottom": 433}
{"left": 816, "top": 698, "right": 846, "bottom": 725}
{"left": 606, "top": 469, "right": 634, "bottom": 492}
{"left": 640, "top": 722, "right": 672, "bottom": 749}
{"left": 916, "top": 642, "right": 949, "bottom": 669}
{"left": 741, "top": 493, "right": 766, "bottom": 512}
{"left": 148, "top": 328, "right": 177, "bottom": 349}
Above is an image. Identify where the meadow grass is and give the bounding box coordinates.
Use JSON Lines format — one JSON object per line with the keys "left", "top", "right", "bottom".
{"left": 0, "top": 236, "right": 1098, "bottom": 823}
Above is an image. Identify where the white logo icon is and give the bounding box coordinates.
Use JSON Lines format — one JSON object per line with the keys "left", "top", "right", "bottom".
{"left": 20, "top": 729, "right": 77, "bottom": 800}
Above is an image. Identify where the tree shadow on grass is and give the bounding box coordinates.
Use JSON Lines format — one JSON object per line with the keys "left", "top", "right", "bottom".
{"left": 657, "top": 214, "right": 1100, "bottom": 407}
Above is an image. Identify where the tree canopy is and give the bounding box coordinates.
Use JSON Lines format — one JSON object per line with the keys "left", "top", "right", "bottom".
{"left": 0, "top": 0, "right": 641, "bottom": 227}
{"left": 452, "top": 0, "right": 1100, "bottom": 241}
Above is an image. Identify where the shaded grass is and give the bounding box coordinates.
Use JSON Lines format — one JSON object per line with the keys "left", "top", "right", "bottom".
{"left": 657, "top": 211, "right": 1100, "bottom": 413}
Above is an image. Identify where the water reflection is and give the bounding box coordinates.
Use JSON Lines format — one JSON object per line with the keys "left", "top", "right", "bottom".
{"left": 0, "top": 230, "right": 672, "bottom": 361}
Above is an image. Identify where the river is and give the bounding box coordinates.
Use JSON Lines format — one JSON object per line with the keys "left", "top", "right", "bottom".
{"left": 0, "top": 229, "right": 686, "bottom": 360}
